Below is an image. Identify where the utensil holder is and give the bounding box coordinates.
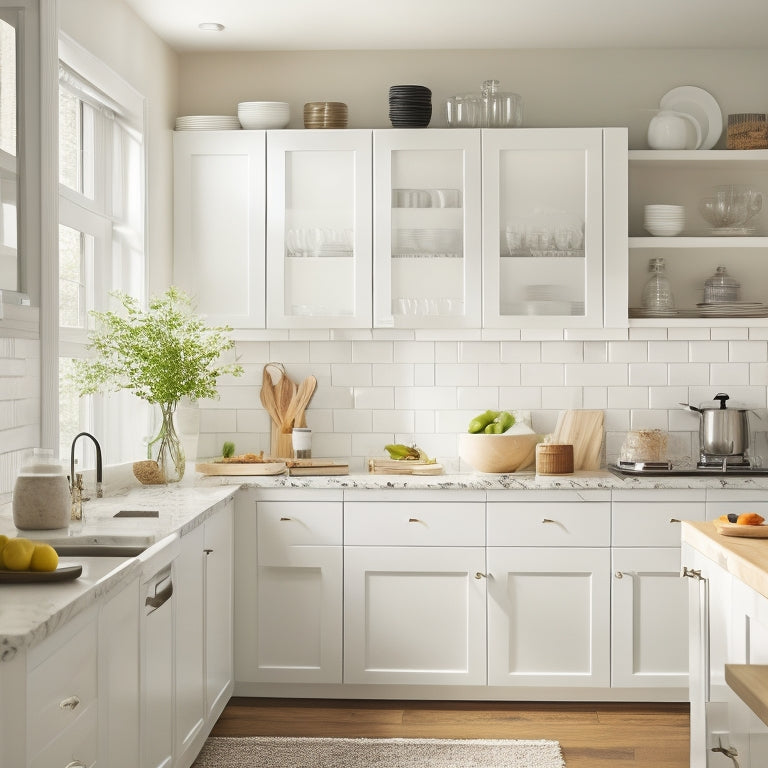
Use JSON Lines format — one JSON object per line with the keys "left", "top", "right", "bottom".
{"left": 536, "top": 443, "right": 574, "bottom": 475}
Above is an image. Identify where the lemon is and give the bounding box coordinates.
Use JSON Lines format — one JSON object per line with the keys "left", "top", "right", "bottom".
{"left": 3, "top": 538, "right": 34, "bottom": 571}
{"left": 0, "top": 534, "right": 8, "bottom": 568}
{"left": 30, "top": 543, "right": 59, "bottom": 572}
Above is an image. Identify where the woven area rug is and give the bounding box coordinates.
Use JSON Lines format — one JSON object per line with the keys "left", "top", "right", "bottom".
{"left": 192, "top": 736, "right": 566, "bottom": 767}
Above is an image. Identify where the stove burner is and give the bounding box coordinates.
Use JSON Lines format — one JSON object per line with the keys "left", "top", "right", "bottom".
{"left": 611, "top": 459, "right": 768, "bottom": 476}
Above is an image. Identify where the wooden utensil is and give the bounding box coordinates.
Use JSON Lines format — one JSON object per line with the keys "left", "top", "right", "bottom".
{"left": 261, "top": 363, "right": 297, "bottom": 458}
{"left": 551, "top": 410, "right": 604, "bottom": 470}
{"left": 283, "top": 375, "right": 317, "bottom": 432}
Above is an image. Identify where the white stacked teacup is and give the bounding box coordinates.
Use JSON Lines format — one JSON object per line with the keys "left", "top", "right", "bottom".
{"left": 643, "top": 204, "right": 685, "bottom": 236}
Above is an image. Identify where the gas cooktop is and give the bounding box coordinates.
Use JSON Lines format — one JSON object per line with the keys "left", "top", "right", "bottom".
{"left": 609, "top": 460, "right": 768, "bottom": 477}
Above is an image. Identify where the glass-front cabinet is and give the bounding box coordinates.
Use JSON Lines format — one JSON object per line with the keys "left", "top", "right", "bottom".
{"left": 482, "top": 128, "right": 626, "bottom": 328}
{"left": 373, "top": 130, "right": 482, "bottom": 328}
{"left": 266, "top": 130, "right": 372, "bottom": 328}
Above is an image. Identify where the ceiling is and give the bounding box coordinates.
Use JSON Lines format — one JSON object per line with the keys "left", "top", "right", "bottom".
{"left": 122, "top": 0, "right": 768, "bottom": 52}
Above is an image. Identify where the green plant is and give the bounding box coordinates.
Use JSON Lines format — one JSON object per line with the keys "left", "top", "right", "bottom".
{"left": 222, "top": 441, "right": 236, "bottom": 458}
{"left": 73, "top": 286, "right": 243, "bottom": 406}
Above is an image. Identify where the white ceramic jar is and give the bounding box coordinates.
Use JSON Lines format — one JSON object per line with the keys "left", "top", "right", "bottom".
{"left": 12, "top": 448, "right": 71, "bottom": 530}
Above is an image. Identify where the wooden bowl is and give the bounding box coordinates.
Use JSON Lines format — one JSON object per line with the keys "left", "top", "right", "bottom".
{"left": 459, "top": 432, "right": 541, "bottom": 474}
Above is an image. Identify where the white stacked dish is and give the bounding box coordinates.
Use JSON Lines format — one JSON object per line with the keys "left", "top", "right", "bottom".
{"left": 237, "top": 101, "right": 290, "bottom": 130}
{"left": 643, "top": 204, "right": 685, "bottom": 236}
{"left": 175, "top": 115, "right": 241, "bottom": 131}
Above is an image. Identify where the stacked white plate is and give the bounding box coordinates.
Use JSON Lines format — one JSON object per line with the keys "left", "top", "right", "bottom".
{"left": 643, "top": 204, "right": 685, "bottom": 236}
{"left": 175, "top": 115, "right": 241, "bottom": 131}
{"left": 696, "top": 302, "right": 768, "bottom": 317}
{"left": 237, "top": 101, "right": 290, "bottom": 130}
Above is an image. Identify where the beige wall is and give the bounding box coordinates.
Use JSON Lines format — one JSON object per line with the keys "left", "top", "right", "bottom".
{"left": 59, "top": 0, "right": 179, "bottom": 293}
{"left": 176, "top": 48, "right": 768, "bottom": 148}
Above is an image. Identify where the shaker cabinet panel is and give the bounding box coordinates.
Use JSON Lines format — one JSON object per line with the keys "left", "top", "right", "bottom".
{"left": 266, "top": 129, "right": 372, "bottom": 328}
{"left": 373, "top": 129, "right": 482, "bottom": 329}
{"left": 173, "top": 130, "right": 266, "bottom": 328}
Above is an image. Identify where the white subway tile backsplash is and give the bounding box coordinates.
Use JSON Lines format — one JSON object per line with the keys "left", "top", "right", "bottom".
{"left": 313, "top": 432, "right": 352, "bottom": 458}
{"left": 457, "top": 386, "right": 500, "bottom": 410}
{"left": 711, "top": 327, "right": 749, "bottom": 340}
{"left": 520, "top": 329, "right": 564, "bottom": 341}
{"left": 435, "top": 364, "right": 478, "bottom": 387}
{"left": 630, "top": 409, "right": 669, "bottom": 430}
{"left": 541, "top": 342, "right": 584, "bottom": 363}
{"left": 309, "top": 341, "right": 353, "bottom": 363}
{"left": 541, "top": 387, "right": 583, "bottom": 410}
{"left": 372, "top": 409, "right": 414, "bottom": 433}
{"left": 372, "top": 364, "right": 415, "bottom": 387}
{"left": 709, "top": 362, "right": 750, "bottom": 386}
{"left": 304, "top": 409, "right": 334, "bottom": 432}
{"left": 565, "top": 328, "right": 628, "bottom": 341}
{"left": 667, "top": 327, "right": 710, "bottom": 340}
{"left": 437, "top": 409, "right": 481, "bottom": 433}
{"left": 414, "top": 410, "right": 435, "bottom": 433}
{"left": 730, "top": 341, "right": 768, "bottom": 362}
{"left": 435, "top": 341, "right": 459, "bottom": 364}
{"left": 521, "top": 363, "right": 565, "bottom": 386}
{"left": 498, "top": 386, "right": 541, "bottom": 409}
{"left": 481, "top": 328, "right": 521, "bottom": 341}
{"left": 478, "top": 364, "right": 521, "bottom": 387}
{"left": 583, "top": 341, "right": 608, "bottom": 363}
{"left": 394, "top": 341, "right": 435, "bottom": 363}
{"left": 458, "top": 341, "right": 501, "bottom": 363}
{"left": 334, "top": 408, "right": 373, "bottom": 433}
{"left": 353, "top": 387, "right": 394, "bottom": 409}
{"left": 648, "top": 340, "right": 689, "bottom": 363}
{"left": 690, "top": 340, "right": 729, "bottom": 362}
{"left": 413, "top": 364, "right": 435, "bottom": 386}
{"left": 566, "top": 363, "right": 627, "bottom": 387}
{"left": 353, "top": 340, "right": 393, "bottom": 363}
{"left": 608, "top": 341, "right": 648, "bottom": 363}
{"left": 235, "top": 409, "right": 271, "bottom": 433}
{"left": 330, "top": 329, "right": 374, "bottom": 341}
{"left": 649, "top": 386, "right": 690, "bottom": 409}
{"left": 312, "top": 384, "right": 355, "bottom": 409}
{"left": 200, "top": 408, "right": 237, "bottom": 433}
{"left": 331, "top": 363, "right": 372, "bottom": 387}
{"left": 603, "top": 409, "right": 630, "bottom": 431}
{"left": 669, "top": 363, "right": 710, "bottom": 386}
{"left": 395, "top": 386, "right": 457, "bottom": 410}
{"left": 415, "top": 329, "right": 482, "bottom": 341}
{"left": 750, "top": 363, "right": 768, "bottom": 386}
{"left": 628, "top": 363, "right": 667, "bottom": 386}
{"left": 288, "top": 329, "right": 330, "bottom": 341}
{"left": 750, "top": 329, "right": 768, "bottom": 340}
{"left": 607, "top": 387, "right": 649, "bottom": 409}
{"left": 268, "top": 340, "right": 311, "bottom": 362}
{"left": 629, "top": 327, "right": 667, "bottom": 340}
{"left": 501, "top": 341, "right": 541, "bottom": 363}
{"left": 583, "top": 387, "right": 608, "bottom": 409}
{"left": 352, "top": 432, "right": 399, "bottom": 456}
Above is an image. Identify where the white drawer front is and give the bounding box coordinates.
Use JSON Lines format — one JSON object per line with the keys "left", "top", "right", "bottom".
{"left": 488, "top": 502, "right": 610, "bottom": 547}
{"left": 28, "top": 619, "right": 97, "bottom": 752}
{"left": 257, "top": 501, "right": 342, "bottom": 556}
{"left": 30, "top": 703, "right": 97, "bottom": 768}
{"left": 612, "top": 502, "right": 705, "bottom": 547}
{"left": 344, "top": 502, "right": 485, "bottom": 546}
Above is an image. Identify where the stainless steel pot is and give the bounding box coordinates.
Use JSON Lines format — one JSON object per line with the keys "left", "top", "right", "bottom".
{"left": 679, "top": 393, "right": 750, "bottom": 457}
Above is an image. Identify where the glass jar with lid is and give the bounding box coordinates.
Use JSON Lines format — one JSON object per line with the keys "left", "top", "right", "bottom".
{"left": 703, "top": 265, "right": 741, "bottom": 304}
{"left": 641, "top": 257, "right": 675, "bottom": 312}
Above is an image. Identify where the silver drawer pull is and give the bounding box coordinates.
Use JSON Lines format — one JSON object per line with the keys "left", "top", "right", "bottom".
{"left": 408, "top": 518, "right": 421, "bottom": 523}
{"left": 65, "top": 762, "right": 87, "bottom": 768}
{"left": 541, "top": 518, "right": 556, "bottom": 524}
{"left": 474, "top": 572, "right": 487, "bottom": 579}
{"left": 669, "top": 518, "right": 681, "bottom": 523}
{"left": 59, "top": 695, "right": 80, "bottom": 711}
{"left": 615, "top": 571, "right": 626, "bottom": 579}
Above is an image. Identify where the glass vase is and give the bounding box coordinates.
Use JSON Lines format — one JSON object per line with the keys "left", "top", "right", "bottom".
{"left": 147, "top": 402, "right": 185, "bottom": 483}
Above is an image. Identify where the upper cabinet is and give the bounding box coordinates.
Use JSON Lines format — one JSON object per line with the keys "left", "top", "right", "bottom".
{"left": 628, "top": 149, "right": 768, "bottom": 325}
{"left": 265, "top": 130, "right": 373, "bottom": 328}
{"left": 173, "top": 131, "right": 267, "bottom": 328}
{"left": 482, "top": 128, "right": 627, "bottom": 328}
{"left": 372, "top": 129, "right": 482, "bottom": 329}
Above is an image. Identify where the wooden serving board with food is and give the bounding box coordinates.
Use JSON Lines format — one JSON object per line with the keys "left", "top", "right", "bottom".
{"left": 195, "top": 452, "right": 287, "bottom": 476}
{"left": 714, "top": 513, "right": 768, "bottom": 538}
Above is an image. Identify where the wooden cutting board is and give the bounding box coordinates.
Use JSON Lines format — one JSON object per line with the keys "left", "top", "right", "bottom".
{"left": 714, "top": 520, "right": 768, "bottom": 538}
{"left": 368, "top": 458, "right": 444, "bottom": 475}
{"left": 288, "top": 460, "right": 349, "bottom": 476}
{"left": 195, "top": 461, "right": 287, "bottom": 476}
{"left": 551, "top": 409, "right": 604, "bottom": 470}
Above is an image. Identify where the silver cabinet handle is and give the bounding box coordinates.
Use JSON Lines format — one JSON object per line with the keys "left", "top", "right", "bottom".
{"left": 681, "top": 566, "right": 703, "bottom": 580}
{"left": 59, "top": 695, "right": 80, "bottom": 710}
{"left": 65, "top": 762, "right": 87, "bottom": 768}
{"left": 541, "top": 518, "right": 556, "bottom": 524}
{"left": 408, "top": 518, "right": 420, "bottom": 523}
{"left": 615, "top": 571, "right": 625, "bottom": 579}
{"left": 474, "top": 572, "right": 487, "bottom": 579}
{"left": 669, "top": 518, "right": 681, "bottom": 523}
{"left": 279, "top": 517, "right": 291, "bottom": 521}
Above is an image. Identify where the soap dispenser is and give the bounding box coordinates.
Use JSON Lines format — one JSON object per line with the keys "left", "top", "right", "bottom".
{"left": 12, "top": 448, "right": 71, "bottom": 530}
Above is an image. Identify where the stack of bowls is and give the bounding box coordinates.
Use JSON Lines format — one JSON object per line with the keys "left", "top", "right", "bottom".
{"left": 237, "top": 101, "right": 290, "bottom": 130}
{"left": 303, "top": 102, "right": 348, "bottom": 128}
{"left": 389, "top": 85, "right": 432, "bottom": 128}
{"left": 643, "top": 204, "right": 685, "bottom": 236}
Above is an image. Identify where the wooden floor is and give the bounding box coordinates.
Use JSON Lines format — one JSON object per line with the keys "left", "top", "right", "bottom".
{"left": 211, "top": 697, "right": 690, "bottom": 768}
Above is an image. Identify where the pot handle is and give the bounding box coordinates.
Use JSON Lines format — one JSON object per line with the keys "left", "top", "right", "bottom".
{"left": 714, "top": 393, "right": 730, "bottom": 409}
{"left": 679, "top": 402, "right": 702, "bottom": 414}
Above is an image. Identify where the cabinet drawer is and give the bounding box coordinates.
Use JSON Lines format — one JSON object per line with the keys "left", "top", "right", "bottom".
{"left": 344, "top": 502, "right": 485, "bottom": 546}
{"left": 488, "top": 502, "right": 610, "bottom": 547}
{"left": 612, "top": 501, "right": 705, "bottom": 547}
{"left": 28, "top": 618, "right": 97, "bottom": 751}
{"left": 29, "top": 702, "right": 97, "bottom": 768}
{"left": 257, "top": 501, "right": 342, "bottom": 556}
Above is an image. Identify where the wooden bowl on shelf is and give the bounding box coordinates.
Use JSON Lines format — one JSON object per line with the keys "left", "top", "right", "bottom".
{"left": 459, "top": 432, "right": 541, "bottom": 474}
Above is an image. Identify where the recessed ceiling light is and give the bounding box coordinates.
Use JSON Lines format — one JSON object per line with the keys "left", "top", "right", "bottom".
{"left": 198, "top": 22, "right": 225, "bottom": 32}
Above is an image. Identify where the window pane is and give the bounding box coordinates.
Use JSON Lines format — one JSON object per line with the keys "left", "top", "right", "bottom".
{"left": 0, "top": 18, "right": 16, "bottom": 158}
{"left": 59, "top": 224, "right": 89, "bottom": 328}
{"left": 59, "top": 357, "right": 89, "bottom": 464}
{"left": 59, "top": 87, "right": 81, "bottom": 191}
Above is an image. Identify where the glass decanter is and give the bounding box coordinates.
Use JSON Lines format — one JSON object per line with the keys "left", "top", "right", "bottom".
{"left": 641, "top": 257, "right": 675, "bottom": 313}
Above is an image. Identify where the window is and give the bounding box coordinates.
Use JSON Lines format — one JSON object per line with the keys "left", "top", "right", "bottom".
{"left": 58, "top": 36, "right": 147, "bottom": 469}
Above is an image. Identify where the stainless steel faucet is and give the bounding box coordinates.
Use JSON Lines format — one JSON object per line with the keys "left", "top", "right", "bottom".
{"left": 70, "top": 431, "right": 104, "bottom": 506}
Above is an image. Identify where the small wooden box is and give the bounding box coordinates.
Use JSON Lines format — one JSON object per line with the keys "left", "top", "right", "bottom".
{"left": 536, "top": 443, "right": 574, "bottom": 475}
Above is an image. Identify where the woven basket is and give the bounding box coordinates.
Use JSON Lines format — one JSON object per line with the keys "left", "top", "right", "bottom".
{"left": 536, "top": 443, "right": 574, "bottom": 475}
{"left": 727, "top": 113, "right": 768, "bottom": 150}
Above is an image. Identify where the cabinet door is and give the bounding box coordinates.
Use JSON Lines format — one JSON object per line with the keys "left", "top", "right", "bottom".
{"left": 487, "top": 547, "right": 610, "bottom": 687}
{"left": 611, "top": 547, "right": 689, "bottom": 689}
{"left": 204, "top": 502, "right": 234, "bottom": 723}
{"left": 373, "top": 129, "right": 482, "bottom": 328}
{"left": 344, "top": 546, "right": 487, "bottom": 685}
{"left": 99, "top": 576, "right": 140, "bottom": 768}
{"left": 173, "top": 130, "right": 266, "bottom": 328}
{"left": 482, "top": 128, "right": 621, "bottom": 328}
{"left": 174, "top": 524, "right": 205, "bottom": 765}
{"left": 266, "top": 129, "right": 372, "bottom": 328}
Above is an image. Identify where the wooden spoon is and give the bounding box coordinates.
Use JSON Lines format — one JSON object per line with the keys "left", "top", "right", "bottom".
{"left": 282, "top": 375, "right": 317, "bottom": 433}
{"left": 259, "top": 363, "right": 282, "bottom": 425}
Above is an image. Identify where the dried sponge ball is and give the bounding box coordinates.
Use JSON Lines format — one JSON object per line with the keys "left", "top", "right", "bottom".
{"left": 737, "top": 512, "right": 765, "bottom": 526}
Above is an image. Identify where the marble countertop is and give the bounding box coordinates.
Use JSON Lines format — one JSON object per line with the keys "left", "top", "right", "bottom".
{"left": 682, "top": 520, "right": 768, "bottom": 601}
{"left": 0, "top": 484, "right": 237, "bottom": 658}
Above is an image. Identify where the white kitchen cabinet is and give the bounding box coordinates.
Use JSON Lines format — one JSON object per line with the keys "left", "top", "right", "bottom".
{"left": 266, "top": 129, "right": 372, "bottom": 328}
{"left": 628, "top": 149, "right": 768, "bottom": 325}
{"left": 372, "top": 129, "right": 482, "bottom": 329}
{"left": 99, "top": 574, "right": 141, "bottom": 768}
{"left": 234, "top": 492, "right": 344, "bottom": 685}
{"left": 611, "top": 491, "right": 705, "bottom": 692}
{"left": 173, "top": 130, "right": 266, "bottom": 328}
{"left": 482, "top": 128, "right": 627, "bottom": 328}
{"left": 343, "top": 497, "right": 486, "bottom": 685}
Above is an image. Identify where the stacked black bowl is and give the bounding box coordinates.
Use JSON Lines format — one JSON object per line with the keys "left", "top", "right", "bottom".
{"left": 389, "top": 85, "right": 432, "bottom": 128}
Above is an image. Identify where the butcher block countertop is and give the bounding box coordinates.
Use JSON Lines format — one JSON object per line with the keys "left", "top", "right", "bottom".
{"left": 682, "top": 520, "right": 768, "bottom": 601}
